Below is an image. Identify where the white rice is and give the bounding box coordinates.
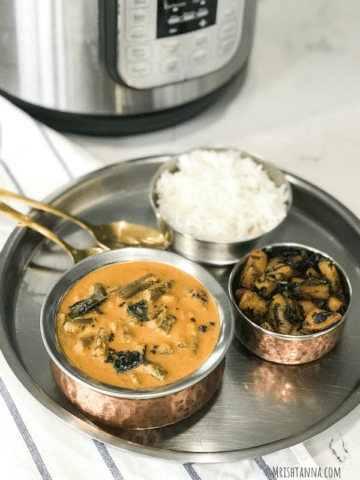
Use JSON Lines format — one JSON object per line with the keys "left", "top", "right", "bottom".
{"left": 155, "top": 149, "right": 290, "bottom": 243}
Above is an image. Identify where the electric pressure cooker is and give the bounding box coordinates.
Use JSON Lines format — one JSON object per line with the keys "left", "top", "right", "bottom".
{"left": 0, "top": 0, "right": 257, "bottom": 135}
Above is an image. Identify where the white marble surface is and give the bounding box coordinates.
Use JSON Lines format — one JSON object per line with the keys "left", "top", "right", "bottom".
{"left": 62, "top": 0, "right": 360, "bottom": 476}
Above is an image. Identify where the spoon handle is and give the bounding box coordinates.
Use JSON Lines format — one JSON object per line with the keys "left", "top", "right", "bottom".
{"left": 0, "top": 188, "right": 94, "bottom": 237}
{"left": 0, "top": 201, "right": 74, "bottom": 260}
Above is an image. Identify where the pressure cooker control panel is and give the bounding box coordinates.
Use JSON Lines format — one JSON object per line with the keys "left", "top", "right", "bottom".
{"left": 102, "top": 0, "right": 246, "bottom": 89}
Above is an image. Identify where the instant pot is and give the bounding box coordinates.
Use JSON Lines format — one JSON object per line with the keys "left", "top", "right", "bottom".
{"left": 0, "top": 0, "right": 257, "bottom": 135}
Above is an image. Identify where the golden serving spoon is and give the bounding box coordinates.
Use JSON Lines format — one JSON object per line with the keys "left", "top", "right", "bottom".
{"left": 0, "top": 201, "right": 105, "bottom": 263}
{"left": 0, "top": 188, "right": 170, "bottom": 250}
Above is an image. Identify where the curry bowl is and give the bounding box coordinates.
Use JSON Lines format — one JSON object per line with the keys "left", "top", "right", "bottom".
{"left": 40, "top": 248, "right": 234, "bottom": 429}
{"left": 228, "top": 243, "right": 352, "bottom": 364}
{"left": 149, "top": 148, "right": 292, "bottom": 266}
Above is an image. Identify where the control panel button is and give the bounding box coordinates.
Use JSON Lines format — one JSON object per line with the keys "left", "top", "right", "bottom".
{"left": 192, "top": 30, "right": 210, "bottom": 48}
{"left": 159, "top": 56, "right": 184, "bottom": 74}
{"left": 217, "top": 36, "right": 236, "bottom": 57}
{"left": 128, "top": 9, "right": 149, "bottom": 26}
{"left": 190, "top": 47, "right": 212, "bottom": 66}
{"left": 160, "top": 39, "right": 183, "bottom": 56}
{"left": 126, "top": 26, "right": 152, "bottom": 42}
{"left": 127, "top": 61, "right": 152, "bottom": 77}
{"left": 219, "top": 20, "right": 237, "bottom": 39}
{"left": 126, "top": 44, "right": 152, "bottom": 61}
{"left": 222, "top": 7, "right": 237, "bottom": 20}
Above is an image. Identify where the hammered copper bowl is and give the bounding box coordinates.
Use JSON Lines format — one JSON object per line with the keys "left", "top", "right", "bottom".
{"left": 149, "top": 148, "right": 292, "bottom": 266}
{"left": 40, "top": 248, "right": 234, "bottom": 430}
{"left": 228, "top": 243, "right": 352, "bottom": 365}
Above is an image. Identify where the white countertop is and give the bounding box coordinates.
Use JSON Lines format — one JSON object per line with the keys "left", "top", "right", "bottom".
{"left": 63, "top": 0, "right": 360, "bottom": 476}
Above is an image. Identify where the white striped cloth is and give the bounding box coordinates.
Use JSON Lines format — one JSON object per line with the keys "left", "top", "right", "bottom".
{"left": 0, "top": 95, "right": 320, "bottom": 479}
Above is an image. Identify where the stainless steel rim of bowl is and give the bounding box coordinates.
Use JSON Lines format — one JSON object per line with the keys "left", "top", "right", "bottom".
{"left": 40, "top": 248, "right": 235, "bottom": 399}
{"left": 228, "top": 242, "right": 353, "bottom": 341}
{"left": 148, "top": 148, "right": 293, "bottom": 247}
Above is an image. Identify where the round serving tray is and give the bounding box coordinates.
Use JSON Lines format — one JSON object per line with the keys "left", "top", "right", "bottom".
{"left": 1, "top": 155, "right": 360, "bottom": 463}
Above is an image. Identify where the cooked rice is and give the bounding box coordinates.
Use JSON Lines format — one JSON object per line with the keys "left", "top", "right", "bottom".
{"left": 155, "top": 149, "right": 290, "bottom": 243}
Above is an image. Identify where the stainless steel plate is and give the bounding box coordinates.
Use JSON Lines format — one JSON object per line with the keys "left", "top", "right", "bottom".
{"left": 1, "top": 155, "right": 360, "bottom": 463}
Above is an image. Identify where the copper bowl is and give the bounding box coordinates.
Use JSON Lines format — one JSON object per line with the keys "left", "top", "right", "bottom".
{"left": 40, "top": 248, "right": 234, "bottom": 429}
{"left": 149, "top": 148, "right": 292, "bottom": 266}
{"left": 228, "top": 243, "right": 352, "bottom": 364}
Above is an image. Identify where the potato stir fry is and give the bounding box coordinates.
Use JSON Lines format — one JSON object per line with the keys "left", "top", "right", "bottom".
{"left": 234, "top": 247, "right": 349, "bottom": 335}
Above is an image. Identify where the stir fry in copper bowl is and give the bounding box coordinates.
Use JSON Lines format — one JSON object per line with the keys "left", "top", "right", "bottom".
{"left": 229, "top": 243, "right": 352, "bottom": 364}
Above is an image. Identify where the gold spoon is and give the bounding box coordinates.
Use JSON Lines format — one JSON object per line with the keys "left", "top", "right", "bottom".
{"left": 0, "top": 201, "right": 105, "bottom": 263}
{"left": 0, "top": 188, "right": 170, "bottom": 250}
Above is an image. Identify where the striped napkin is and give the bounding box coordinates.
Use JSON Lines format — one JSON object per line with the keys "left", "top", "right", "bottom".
{"left": 0, "top": 95, "right": 320, "bottom": 479}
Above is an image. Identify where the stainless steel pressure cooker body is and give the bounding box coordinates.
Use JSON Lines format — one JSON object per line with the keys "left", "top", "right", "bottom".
{"left": 0, "top": 0, "right": 256, "bottom": 135}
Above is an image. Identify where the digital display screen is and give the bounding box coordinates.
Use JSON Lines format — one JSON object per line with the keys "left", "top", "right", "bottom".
{"left": 158, "top": 0, "right": 218, "bottom": 39}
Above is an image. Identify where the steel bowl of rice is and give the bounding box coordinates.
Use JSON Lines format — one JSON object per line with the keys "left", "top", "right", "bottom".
{"left": 228, "top": 243, "right": 352, "bottom": 364}
{"left": 149, "top": 148, "right": 292, "bottom": 265}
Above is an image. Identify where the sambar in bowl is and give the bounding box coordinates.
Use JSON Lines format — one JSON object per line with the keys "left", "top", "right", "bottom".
{"left": 41, "top": 248, "right": 234, "bottom": 429}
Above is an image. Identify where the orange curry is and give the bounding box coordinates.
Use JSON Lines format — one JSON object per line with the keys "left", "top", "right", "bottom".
{"left": 55, "top": 261, "right": 220, "bottom": 389}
